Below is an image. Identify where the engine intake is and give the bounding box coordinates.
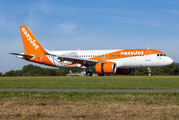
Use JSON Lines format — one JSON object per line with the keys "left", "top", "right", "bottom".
{"left": 95, "top": 62, "right": 117, "bottom": 74}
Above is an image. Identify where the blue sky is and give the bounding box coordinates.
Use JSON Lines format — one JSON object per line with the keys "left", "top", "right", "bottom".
{"left": 0, "top": 0, "right": 179, "bottom": 73}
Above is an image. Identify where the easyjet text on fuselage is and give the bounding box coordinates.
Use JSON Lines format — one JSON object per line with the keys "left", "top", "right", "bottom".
{"left": 120, "top": 51, "right": 144, "bottom": 55}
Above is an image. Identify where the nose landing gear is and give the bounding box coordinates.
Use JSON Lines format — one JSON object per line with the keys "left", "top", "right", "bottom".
{"left": 147, "top": 68, "right": 151, "bottom": 76}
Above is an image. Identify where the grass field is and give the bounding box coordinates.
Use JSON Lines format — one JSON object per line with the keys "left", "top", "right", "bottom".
{"left": 1, "top": 91, "right": 179, "bottom": 103}
{"left": 0, "top": 91, "right": 179, "bottom": 119}
{"left": 1, "top": 76, "right": 179, "bottom": 119}
{"left": 0, "top": 76, "right": 179, "bottom": 89}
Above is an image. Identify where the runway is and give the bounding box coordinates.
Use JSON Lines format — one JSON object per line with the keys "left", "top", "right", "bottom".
{"left": 0, "top": 89, "right": 179, "bottom": 92}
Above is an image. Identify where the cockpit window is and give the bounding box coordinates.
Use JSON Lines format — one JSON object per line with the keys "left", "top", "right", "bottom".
{"left": 157, "top": 54, "right": 167, "bottom": 57}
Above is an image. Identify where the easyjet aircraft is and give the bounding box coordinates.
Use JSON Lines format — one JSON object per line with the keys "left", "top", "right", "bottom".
{"left": 10, "top": 26, "right": 173, "bottom": 76}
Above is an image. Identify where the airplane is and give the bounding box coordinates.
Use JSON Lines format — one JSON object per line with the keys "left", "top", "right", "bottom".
{"left": 10, "top": 26, "right": 173, "bottom": 76}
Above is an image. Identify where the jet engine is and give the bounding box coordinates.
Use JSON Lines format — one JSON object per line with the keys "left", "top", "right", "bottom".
{"left": 95, "top": 62, "right": 117, "bottom": 74}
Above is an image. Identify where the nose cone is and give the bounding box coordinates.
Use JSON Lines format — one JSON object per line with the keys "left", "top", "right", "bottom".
{"left": 166, "top": 57, "right": 173, "bottom": 65}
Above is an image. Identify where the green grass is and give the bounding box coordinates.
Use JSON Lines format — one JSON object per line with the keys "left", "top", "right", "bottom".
{"left": 0, "top": 91, "right": 179, "bottom": 103}
{"left": 0, "top": 76, "right": 179, "bottom": 89}
{"left": 1, "top": 92, "right": 179, "bottom": 120}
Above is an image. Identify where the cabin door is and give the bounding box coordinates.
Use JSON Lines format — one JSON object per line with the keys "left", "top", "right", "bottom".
{"left": 145, "top": 51, "right": 151, "bottom": 61}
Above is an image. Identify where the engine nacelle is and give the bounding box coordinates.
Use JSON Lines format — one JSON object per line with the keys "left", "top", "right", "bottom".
{"left": 95, "top": 62, "right": 117, "bottom": 74}
{"left": 115, "top": 68, "right": 133, "bottom": 74}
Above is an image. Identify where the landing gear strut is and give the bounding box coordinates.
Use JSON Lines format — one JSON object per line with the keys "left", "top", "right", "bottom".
{"left": 86, "top": 66, "right": 93, "bottom": 76}
{"left": 147, "top": 68, "right": 151, "bottom": 76}
{"left": 86, "top": 71, "right": 93, "bottom": 76}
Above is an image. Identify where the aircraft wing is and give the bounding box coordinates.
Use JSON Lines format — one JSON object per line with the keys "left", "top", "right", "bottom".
{"left": 45, "top": 53, "right": 99, "bottom": 64}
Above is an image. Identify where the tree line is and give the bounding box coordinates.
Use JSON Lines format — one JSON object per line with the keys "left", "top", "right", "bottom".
{"left": 132, "top": 62, "right": 179, "bottom": 76}
{"left": 1, "top": 63, "right": 179, "bottom": 76}
{"left": 1, "top": 64, "right": 84, "bottom": 76}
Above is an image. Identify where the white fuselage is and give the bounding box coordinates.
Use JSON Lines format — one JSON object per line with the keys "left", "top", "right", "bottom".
{"left": 45, "top": 49, "right": 173, "bottom": 69}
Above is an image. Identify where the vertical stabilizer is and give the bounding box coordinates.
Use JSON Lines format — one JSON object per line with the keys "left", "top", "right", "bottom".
{"left": 20, "top": 26, "right": 46, "bottom": 55}
{"left": 19, "top": 26, "right": 55, "bottom": 67}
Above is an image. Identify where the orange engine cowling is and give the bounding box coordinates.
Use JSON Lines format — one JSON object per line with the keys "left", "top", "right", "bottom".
{"left": 95, "top": 62, "right": 117, "bottom": 74}
{"left": 115, "top": 68, "right": 133, "bottom": 74}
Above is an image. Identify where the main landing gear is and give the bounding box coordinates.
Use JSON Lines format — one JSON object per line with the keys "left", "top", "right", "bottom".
{"left": 86, "top": 71, "right": 93, "bottom": 76}
{"left": 85, "top": 66, "right": 93, "bottom": 76}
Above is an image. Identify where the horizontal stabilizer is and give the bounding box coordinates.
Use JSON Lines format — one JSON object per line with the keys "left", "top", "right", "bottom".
{"left": 9, "top": 53, "right": 34, "bottom": 58}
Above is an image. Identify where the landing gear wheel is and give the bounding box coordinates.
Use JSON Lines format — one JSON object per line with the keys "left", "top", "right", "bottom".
{"left": 98, "top": 74, "right": 104, "bottom": 76}
{"left": 86, "top": 71, "right": 93, "bottom": 76}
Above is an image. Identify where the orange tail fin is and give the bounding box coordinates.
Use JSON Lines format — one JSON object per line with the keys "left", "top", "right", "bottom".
{"left": 20, "top": 26, "right": 55, "bottom": 67}
{"left": 20, "top": 26, "right": 46, "bottom": 55}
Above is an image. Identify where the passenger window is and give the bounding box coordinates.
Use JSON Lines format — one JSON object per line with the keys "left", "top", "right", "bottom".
{"left": 157, "top": 54, "right": 159, "bottom": 57}
{"left": 114, "top": 55, "right": 115, "bottom": 57}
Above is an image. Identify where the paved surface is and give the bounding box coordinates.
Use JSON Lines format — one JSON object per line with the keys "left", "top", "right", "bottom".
{"left": 0, "top": 89, "right": 179, "bottom": 92}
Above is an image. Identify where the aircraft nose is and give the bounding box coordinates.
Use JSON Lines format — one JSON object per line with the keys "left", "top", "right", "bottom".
{"left": 166, "top": 57, "right": 173, "bottom": 65}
